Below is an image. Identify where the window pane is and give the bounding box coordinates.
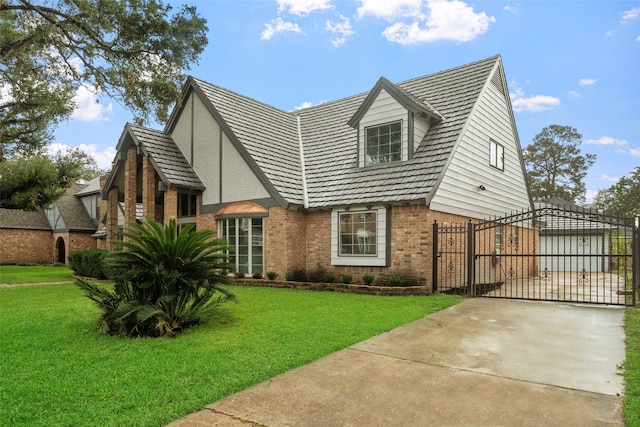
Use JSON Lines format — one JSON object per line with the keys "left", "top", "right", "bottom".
{"left": 339, "top": 212, "right": 377, "bottom": 256}
{"left": 365, "top": 121, "right": 402, "bottom": 166}
{"left": 219, "top": 217, "right": 263, "bottom": 274}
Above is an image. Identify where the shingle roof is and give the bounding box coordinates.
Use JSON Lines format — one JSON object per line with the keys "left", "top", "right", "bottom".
{"left": 0, "top": 208, "right": 51, "bottom": 230}
{"left": 191, "top": 78, "right": 303, "bottom": 204}
{"left": 128, "top": 124, "right": 205, "bottom": 190}
{"left": 190, "top": 55, "right": 498, "bottom": 208}
{"left": 54, "top": 184, "right": 96, "bottom": 231}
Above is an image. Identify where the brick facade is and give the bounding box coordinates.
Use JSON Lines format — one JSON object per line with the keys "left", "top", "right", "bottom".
{"left": 0, "top": 229, "right": 54, "bottom": 264}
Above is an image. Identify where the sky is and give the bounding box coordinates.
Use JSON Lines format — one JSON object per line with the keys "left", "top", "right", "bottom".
{"left": 51, "top": 0, "right": 640, "bottom": 205}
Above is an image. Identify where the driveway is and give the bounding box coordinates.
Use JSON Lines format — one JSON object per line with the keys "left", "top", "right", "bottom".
{"left": 168, "top": 298, "right": 625, "bottom": 426}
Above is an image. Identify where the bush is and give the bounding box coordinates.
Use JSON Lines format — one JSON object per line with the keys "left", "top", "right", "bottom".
{"left": 68, "top": 249, "right": 108, "bottom": 279}
{"left": 75, "top": 219, "right": 236, "bottom": 338}
{"left": 252, "top": 271, "right": 263, "bottom": 279}
{"left": 234, "top": 271, "right": 246, "bottom": 279}
{"left": 385, "top": 275, "right": 406, "bottom": 287}
{"left": 341, "top": 274, "right": 352, "bottom": 284}
{"left": 322, "top": 271, "right": 335, "bottom": 283}
{"left": 285, "top": 271, "right": 294, "bottom": 281}
{"left": 266, "top": 271, "right": 278, "bottom": 280}
{"left": 362, "top": 274, "right": 375, "bottom": 286}
{"left": 285, "top": 269, "right": 306, "bottom": 281}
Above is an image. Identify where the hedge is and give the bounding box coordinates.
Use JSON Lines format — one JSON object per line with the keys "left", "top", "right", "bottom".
{"left": 68, "top": 249, "right": 108, "bottom": 279}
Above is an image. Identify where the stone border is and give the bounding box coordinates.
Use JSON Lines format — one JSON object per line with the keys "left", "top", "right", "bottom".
{"left": 232, "top": 279, "right": 432, "bottom": 296}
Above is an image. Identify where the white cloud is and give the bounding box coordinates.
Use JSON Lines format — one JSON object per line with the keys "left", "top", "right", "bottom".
{"left": 630, "top": 147, "right": 640, "bottom": 157}
{"left": 379, "top": 0, "right": 495, "bottom": 44}
{"left": 293, "top": 99, "right": 327, "bottom": 110}
{"left": 510, "top": 88, "right": 560, "bottom": 112}
{"left": 261, "top": 18, "right": 304, "bottom": 40}
{"left": 585, "top": 189, "right": 598, "bottom": 204}
{"left": 71, "top": 85, "right": 113, "bottom": 122}
{"left": 503, "top": 5, "right": 518, "bottom": 13}
{"left": 326, "top": 14, "right": 354, "bottom": 46}
{"left": 278, "top": 0, "right": 333, "bottom": 16}
{"left": 622, "top": 7, "right": 640, "bottom": 23}
{"left": 636, "top": 35, "right": 640, "bottom": 42}
{"left": 585, "top": 136, "right": 628, "bottom": 146}
{"left": 568, "top": 90, "right": 581, "bottom": 98}
{"left": 600, "top": 174, "right": 620, "bottom": 183}
{"left": 47, "top": 142, "right": 116, "bottom": 171}
{"left": 356, "top": 0, "right": 424, "bottom": 20}
{"left": 578, "top": 78, "right": 598, "bottom": 86}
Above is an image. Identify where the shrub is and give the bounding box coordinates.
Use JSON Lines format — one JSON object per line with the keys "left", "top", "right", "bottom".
{"left": 385, "top": 275, "right": 406, "bottom": 287}
{"left": 322, "top": 271, "right": 335, "bottom": 283}
{"left": 75, "top": 219, "right": 236, "bottom": 338}
{"left": 252, "top": 271, "right": 263, "bottom": 279}
{"left": 68, "top": 249, "right": 108, "bottom": 279}
{"left": 362, "top": 274, "right": 375, "bottom": 286}
{"left": 285, "top": 271, "right": 294, "bottom": 281}
{"left": 234, "top": 271, "right": 245, "bottom": 279}
{"left": 266, "top": 271, "right": 278, "bottom": 280}
{"left": 341, "top": 274, "right": 352, "bottom": 284}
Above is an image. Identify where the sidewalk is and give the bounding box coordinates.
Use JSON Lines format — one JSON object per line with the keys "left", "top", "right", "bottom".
{"left": 168, "top": 298, "right": 625, "bottom": 426}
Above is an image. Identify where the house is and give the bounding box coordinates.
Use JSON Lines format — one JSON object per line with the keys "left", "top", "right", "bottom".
{"left": 0, "top": 179, "right": 102, "bottom": 264}
{"left": 100, "top": 55, "right": 533, "bottom": 285}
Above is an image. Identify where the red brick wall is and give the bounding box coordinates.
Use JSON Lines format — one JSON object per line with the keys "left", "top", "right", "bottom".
{"left": 0, "top": 229, "right": 54, "bottom": 264}
{"left": 164, "top": 187, "right": 178, "bottom": 223}
{"left": 141, "top": 156, "right": 156, "bottom": 220}
{"left": 264, "top": 207, "right": 307, "bottom": 275}
{"left": 124, "top": 146, "right": 137, "bottom": 225}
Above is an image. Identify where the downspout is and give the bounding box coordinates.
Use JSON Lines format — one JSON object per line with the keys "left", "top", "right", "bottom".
{"left": 297, "top": 115, "right": 310, "bottom": 209}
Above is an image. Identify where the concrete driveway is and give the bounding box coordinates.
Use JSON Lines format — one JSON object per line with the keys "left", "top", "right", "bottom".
{"left": 168, "top": 298, "right": 625, "bottom": 427}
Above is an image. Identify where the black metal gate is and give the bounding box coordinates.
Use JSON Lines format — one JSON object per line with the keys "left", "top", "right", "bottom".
{"left": 433, "top": 206, "right": 640, "bottom": 306}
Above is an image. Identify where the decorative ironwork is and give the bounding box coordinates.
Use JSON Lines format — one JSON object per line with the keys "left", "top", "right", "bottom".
{"left": 447, "top": 237, "right": 456, "bottom": 249}
{"left": 578, "top": 236, "right": 590, "bottom": 247}
{"left": 447, "top": 261, "right": 455, "bottom": 273}
{"left": 578, "top": 269, "right": 590, "bottom": 285}
{"left": 507, "top": 268, "right": 516, "bottom": 281}
{"left": 508, "top": 234, "right": 517, "bottom": 248}
{"left": 539, "top": 268, "right": 551, "bottom": 282}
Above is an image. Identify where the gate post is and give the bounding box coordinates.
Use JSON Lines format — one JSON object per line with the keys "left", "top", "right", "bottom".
{"left": 467, "top": 220, "right": 476, "bottom": 297}
{"left": 432, "top": 220, "right": 439, "bottom": 293}
{"left": 633, "top": 217, "right": 640, "bottom": 306}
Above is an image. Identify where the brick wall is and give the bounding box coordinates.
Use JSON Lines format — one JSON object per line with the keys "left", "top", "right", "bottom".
{"left": 124, "top": 146, "right": 137, "bottom": 225}
{"left": 141, "top": 156, "right": 156, "bottom": 220}
{"left": 0, "top": 229, "right": 54, "bottom": 264}
{"left": 164, "top": 187, "right": 178, "bottom": 223}
{"left": 263, "top": 207, "right": 307, "bottom": 275}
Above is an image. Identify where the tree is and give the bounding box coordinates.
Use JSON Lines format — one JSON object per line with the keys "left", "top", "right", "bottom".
{"left": 523, "top": 125, "right": 596, "bottom": 204}
{"left": 75, "top": 219, "right": 236, "bottom": 337}
{"left": 593, "top": 168, "right": 640, "bottom": 218}
{"left": 0, "top": 0, "right": 208, "bottom": 158}
{"left": 0, "top": 147, "right": 101, "bottom": 210}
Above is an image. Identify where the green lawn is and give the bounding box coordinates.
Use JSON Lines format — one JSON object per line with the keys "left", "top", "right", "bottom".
{"left": 0, "top": 283, "right": 459, "bottom": 426}
{"left": 0, "top": 265, "right": 75, "bottom": 284}
{"left": 626, "top": 308, "right": 640, "bottom": 426}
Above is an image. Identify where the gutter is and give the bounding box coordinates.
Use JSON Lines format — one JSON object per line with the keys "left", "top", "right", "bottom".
{"left": 297, "top": 115, "right": 309, "bottom": 209}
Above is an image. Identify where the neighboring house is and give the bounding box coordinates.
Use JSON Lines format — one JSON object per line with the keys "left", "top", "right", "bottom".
{"left": 101, "top": 55, "right": 533, "bottom": 284}
{"left": 0, "top": 179, "right": 102, "bottom": 265}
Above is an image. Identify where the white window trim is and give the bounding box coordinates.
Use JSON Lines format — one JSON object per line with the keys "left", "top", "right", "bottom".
{"left": 331, "top": 206, "right": 387, "bottom": 266}
{"left": 364, "top": 120, "right": 403, "bottom": 167}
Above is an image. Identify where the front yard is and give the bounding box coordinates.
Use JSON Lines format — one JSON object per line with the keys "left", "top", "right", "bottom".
{"left": 0, "top": 275, "right": 458, "bottom": 426}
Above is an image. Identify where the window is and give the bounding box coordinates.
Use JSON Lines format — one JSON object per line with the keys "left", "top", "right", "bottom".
{"left": 489, "top": 139, "right": 504, "bottom": 170}
{"left": 339, "top": 212, "right": 377, "bottom": 256}
{"left": 178, "top": 193, "right": 197, "bottom": 218}
{"left": 220, "top": 218, "right": 263, "bottom": 274}
{"left": 495, "top": 225, "right": 503, "bottom": 247}
{"left": 365, "top": 121, "right": 402, "bottom": 166}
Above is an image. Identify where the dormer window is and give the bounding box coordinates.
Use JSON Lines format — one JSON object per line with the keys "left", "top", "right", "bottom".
{"left": 365, "top": 121, "right": 402, "bottom": 166}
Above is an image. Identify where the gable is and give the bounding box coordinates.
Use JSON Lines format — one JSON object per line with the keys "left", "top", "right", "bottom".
{"left": 429, "top": 60, "right": 532, "bottom": 218}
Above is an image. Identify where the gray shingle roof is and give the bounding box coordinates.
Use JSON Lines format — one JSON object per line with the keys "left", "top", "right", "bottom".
{"left": 128, "top": 124, "right": 205, "bottom": 190}
{"left": 300, "top": 55, "right": 498, "bottom": 207}
{"left": 191, "top": 78, "right": 303, "bottom": 204}
{"left": 156, "top": 55, "right": 499, "bottom": 208}
{"left": 54, "top": 184, "right": 96, "bottom": 231}
{"left": 0, "top": 208, "right": 51, "bottom": 230}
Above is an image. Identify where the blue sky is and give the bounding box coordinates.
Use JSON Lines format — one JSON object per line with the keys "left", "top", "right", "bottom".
{"left": 52, "top": 0, "right": 640, "bottom": 204}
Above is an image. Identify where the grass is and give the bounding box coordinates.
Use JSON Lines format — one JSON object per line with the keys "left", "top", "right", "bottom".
{"left": 626, "top": 308, "right": 640, "bottom": 426}
{"left": 0, "top": 283, "right": 460, "bottom": 426}
{"left": 0, "top": 265, "right": 75, "bottom": 284}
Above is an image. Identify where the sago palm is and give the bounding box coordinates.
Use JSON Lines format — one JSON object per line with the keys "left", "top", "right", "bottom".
{"left": 76, "top": 218, "right": 236, "bottom": 337}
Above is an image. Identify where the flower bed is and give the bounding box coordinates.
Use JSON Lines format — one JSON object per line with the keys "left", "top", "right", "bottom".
{"left": 232, "top": 279, "right": 432, "bottom": 296}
